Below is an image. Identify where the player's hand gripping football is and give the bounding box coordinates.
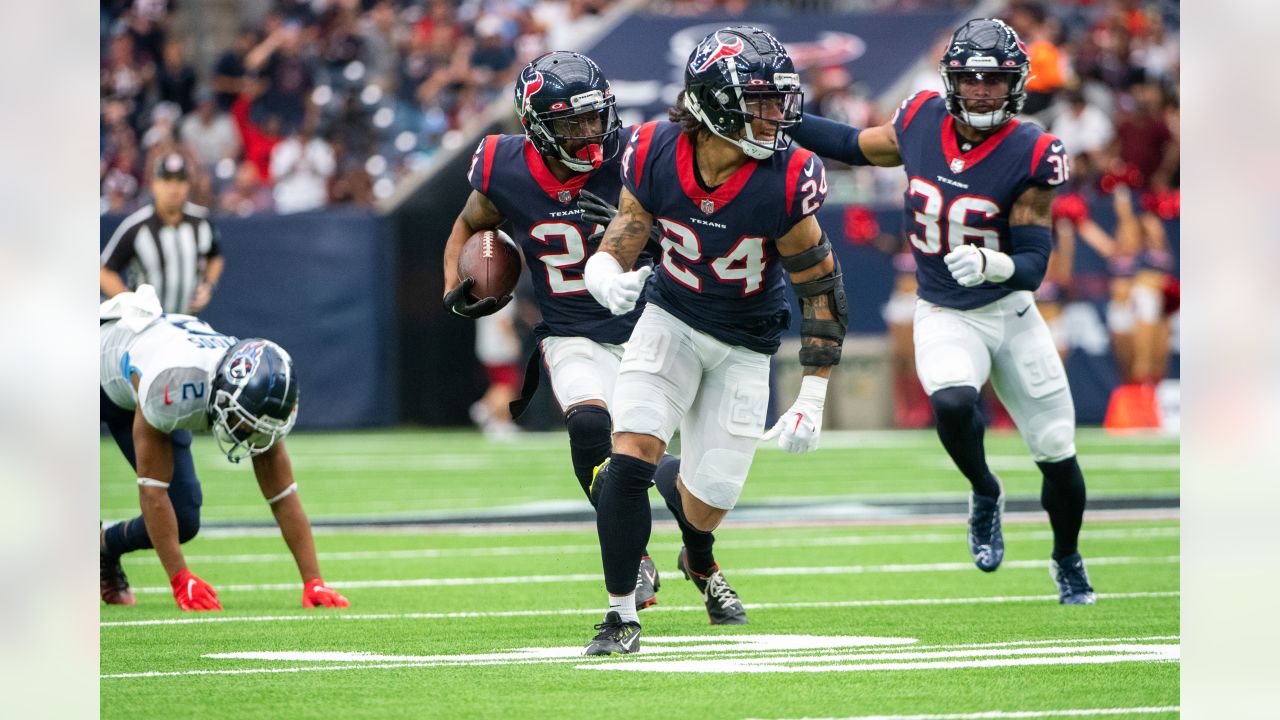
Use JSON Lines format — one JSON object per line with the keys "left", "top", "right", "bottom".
{"left": 302, "top": 577, "right": 350, "bottom": 608}
{"left": 761, "top": 376, "right": 828, "bottom": 454}
{"left": 443, "top": 277, "right": 511, "bottom": 319}
{"left": 170, "top": 568, "right": 222, "bottom": 611}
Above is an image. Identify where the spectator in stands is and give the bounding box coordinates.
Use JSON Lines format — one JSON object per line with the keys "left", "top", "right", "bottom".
{"left": 180, "top": 89, "right": 243, "bottom": 175}
{"left": 213, "top": 28, "right": 260, "bottom": 112}
{"left": 219, "top": 160, "right": 275, "bottom": 217}
{"left": 156, "top": 38, "right": 197, "bottom": 115}
{"left": 270, "top": 119, "right": 335, "bottom": 214}
{"left": 1050, "top": 87, "right": 1113, "bottom": 165}
{"left": 246, "top": 20, "right": 315, "bottom": 134}
{"left": 469, "top": 15, "right": 517, "bottom": 89}
{"left": 231, "top": 79, "right": 283, "bottom": 182}
{"left": 140, "top": 101, "right": 181, "bottom": 150}
{"left": 359, "top": 1, "right": 405, "bottom": 92}
{"left": 1008, "top": 2, "right": 1067, "bottom": 116}
{"left": 1113, "top": 82, "right": 1173, "bottom": 190}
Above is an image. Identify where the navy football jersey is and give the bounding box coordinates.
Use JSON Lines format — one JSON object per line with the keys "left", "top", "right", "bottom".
{"left": 467, "top": 131, "right": 644, "bottom": 344}
{"left": 621, "top": 121, "right": 827, "bottom": 355}
{"left": 893, "top": 91, "right": 1069, "bottom": 310}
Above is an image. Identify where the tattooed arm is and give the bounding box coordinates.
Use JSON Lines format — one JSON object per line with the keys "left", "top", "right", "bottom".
{"left": 595, "top": 187, "right": 655, "bottom": 271}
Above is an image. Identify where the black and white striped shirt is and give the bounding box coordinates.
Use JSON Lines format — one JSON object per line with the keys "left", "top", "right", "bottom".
{"left": 101, "top": 203, "right": 221, "bottom": 314}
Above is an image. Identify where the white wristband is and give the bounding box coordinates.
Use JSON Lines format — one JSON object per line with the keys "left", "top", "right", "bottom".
{"left": 978, "top": 248, "right": 1015, "bottom": 283}
{"left": 137, "top": 477, "right": 170, "bottom": 489}
{"left": 584, "top": 252, "right": 624, "bottom": 308}
{"left": 797, "top": 375, "right": 829, "bottom": 404}
{"left": 266, "top": 482, "right": 298, "bottom": 505}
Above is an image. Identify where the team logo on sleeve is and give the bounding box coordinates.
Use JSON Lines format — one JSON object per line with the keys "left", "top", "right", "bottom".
{"left": 225, "top": 341, "right": 265, "bottom": 383}
{"left": 691, "top": 32, "right": 745, "bottom": 73}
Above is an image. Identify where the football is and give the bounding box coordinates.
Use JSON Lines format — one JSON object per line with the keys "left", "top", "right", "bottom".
{"left": 458, "top": 229, "right": 521, "bottom": 302}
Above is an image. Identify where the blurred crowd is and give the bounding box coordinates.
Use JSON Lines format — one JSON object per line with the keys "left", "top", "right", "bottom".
{"left": 101, "top": 0, "right": 612, "bottom": 216}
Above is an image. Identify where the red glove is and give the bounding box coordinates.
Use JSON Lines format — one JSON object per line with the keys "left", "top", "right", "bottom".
{"left": 170, "top": 569, "right": 222, "bottom": 611}
{"left": 302, "top": 577, "right": 350, "bottom": 608}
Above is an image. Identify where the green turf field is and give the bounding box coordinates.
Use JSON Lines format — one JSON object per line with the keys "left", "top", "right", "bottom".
{"left": 100, "top": 428, "right": 1179, "bottom": 719}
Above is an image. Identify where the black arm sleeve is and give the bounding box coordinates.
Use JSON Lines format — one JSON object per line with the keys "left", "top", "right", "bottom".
{"left": 788, "top": 113, "right": 872, "bottom": 166}
{"left": 1003, "top": 224, "right": 1052, "bottom": 291}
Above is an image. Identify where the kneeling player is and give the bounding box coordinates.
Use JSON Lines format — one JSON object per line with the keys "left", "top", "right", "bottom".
{"left": 100, "top": 285, "right": 349, "bottom": 611}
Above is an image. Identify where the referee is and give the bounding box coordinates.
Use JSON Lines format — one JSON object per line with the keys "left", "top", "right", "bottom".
{"left": 100, "top": 153, "right": 224, "bottom": 315}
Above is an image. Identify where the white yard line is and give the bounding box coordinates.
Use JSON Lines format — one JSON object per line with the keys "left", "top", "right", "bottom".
{"left": 123, "top": 555, "right": 1178, "bottom": 594}
{"left": 128, "top": 526, "right": 1179, "bottom": 565}
{"left": 101, "top": 591, "right": 1179, "bottom": 628}
{"left": 751, "top": 707, "right": 1179, "bottom": 720}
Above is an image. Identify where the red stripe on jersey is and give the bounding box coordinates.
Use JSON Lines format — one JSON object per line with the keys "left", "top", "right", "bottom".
{"left": 675, "top": 132, "right": 758, "bottom": 213}
{"left": 901, "top": 91, "right": 939, "bottom": 132}
{"left": 480, "top": 135, "right": 500, "bottom": 194}
{"left": 1029, "top": 133, "right": 1057, "bottom": 175}
{"left": 785, "top": 149, "right": 816, "bottom": 216}
{"left": 940, "top": 115, "right": 1021, "bottom": 173}
{"left": 633, "top": 121, "right": 658, "bottom": 187}
{"left": 523, "top": 138, "right": 590, "bottom": 200}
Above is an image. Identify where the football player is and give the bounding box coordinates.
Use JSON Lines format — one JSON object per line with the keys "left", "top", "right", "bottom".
{"left": 440, "top": 51, "right": 741, "bottom": 619}
{"left": 580, "top": 27, "right": 845, "bottom": 654}
{"left": 788, "top": 18, "right": 1095, "bottom": 604}
{"left": 100, "top": 285, "right": 349, "bottom": 611}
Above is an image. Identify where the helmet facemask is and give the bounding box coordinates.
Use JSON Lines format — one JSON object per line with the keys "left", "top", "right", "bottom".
{"left": 524, "top": 90, "right": 622, "bottom": 173}
{"left": 940, "top": 67, "right": 1028, "bottom": 129}
{"left": 686, "top": 71, "right": 803, "bottom": 160}
{"left": 211, "top": 388, "right": 297, "bottom": 463}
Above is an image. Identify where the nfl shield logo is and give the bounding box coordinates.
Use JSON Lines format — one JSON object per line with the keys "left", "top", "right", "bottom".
{"left": 949, "top": 157, "right": 965, "bottom": 173}
{"left": 700, "top": 198, "right": 715, "bottom": 215}
{"left": 557, "top": 190, "right": 572, "bottom": 204}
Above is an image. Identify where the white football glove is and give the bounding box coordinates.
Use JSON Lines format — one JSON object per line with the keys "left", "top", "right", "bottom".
{"left": 761, "top": 376, "right": 828, "bottom": 454}
{"left": 585, "top": 252, "right": 652, "bottom": 316}
{"left": 943, "top": 245, "right": 1014, "bottom": 287}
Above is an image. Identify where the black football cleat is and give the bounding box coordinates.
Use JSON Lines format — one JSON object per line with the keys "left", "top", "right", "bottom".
{"left": 100, "top": 550, "right": 135, "bottom": 606}
{"left": 583, "top": 611, "right": 642, "bottom": 656}
{"left": 967, "top": 488, "right": 1005, "bottom": 572}
{"left": 635, "top": 555, "right": 660, "bottom": 610}
{"left": 1050, "top": 552, "right": 1097, "bottom": 605}
{"left": 678, "top": 547, "right": 747, "bottom": 625}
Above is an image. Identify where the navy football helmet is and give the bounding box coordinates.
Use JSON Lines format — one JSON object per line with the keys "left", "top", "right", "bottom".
{"left": 939, "top": 18, "right": 1030, "bottom": 129}
{"left": 514, "top": 51, "right": 622, "bottom": 173}
{"left": 209, "top": 338, "right": 299, "bottom": 463}
{"left": 683, "top": 26, "right": 803, "bottom": 160}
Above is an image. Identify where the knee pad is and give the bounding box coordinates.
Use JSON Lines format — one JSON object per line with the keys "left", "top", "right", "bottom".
{"left": 174, "top": 506, "right": 201, "bottom": 544}
{"left": 930, "top": 386, "right": 980, "bottom": 423}
{"left": 565, "top": 404, "right": 613, "bottom": 495}
{"left": 1026, "top": 413, "right": 1076, "bottom": 462}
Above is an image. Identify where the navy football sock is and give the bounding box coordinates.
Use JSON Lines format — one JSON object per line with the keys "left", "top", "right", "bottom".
{"left": 1037, "top": 456, "right": 1087, "bottom": 560}
{"left": 595, "top": 453, "right": 657, "bottom": 596}
{"left": 564, "top": 405, "right": 613, "bottom": 504}
{"left": 653, "top": 454, "right": 716, "bottom": 575}
{"left": 930, "top": 386, "right": 1001, "bottom": 497}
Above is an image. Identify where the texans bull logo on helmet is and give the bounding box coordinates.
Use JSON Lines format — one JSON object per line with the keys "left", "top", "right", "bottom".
{"left": 519, "top": 69, "right": 544, "bottom": 114}
{"left": 691, "top": 31, "right": 745, "bottom": 73}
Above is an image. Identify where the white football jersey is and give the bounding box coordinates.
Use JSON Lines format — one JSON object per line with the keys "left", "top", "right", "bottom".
{"left": 100, "top": 314, "right": 238, "bottom": 433}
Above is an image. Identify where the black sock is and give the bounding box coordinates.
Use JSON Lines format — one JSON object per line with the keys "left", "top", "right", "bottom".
{"left": 653, "top": 454, "right": 717, "bottom": 574}
{"left": 930, "top": 386, "right": 1001, "bottom": 497}
{"left": 1038, "top": 456, "right": 1087, "bottom": 560}
{"left": 595, "top": 453, "right": 657, "bottom": 595}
